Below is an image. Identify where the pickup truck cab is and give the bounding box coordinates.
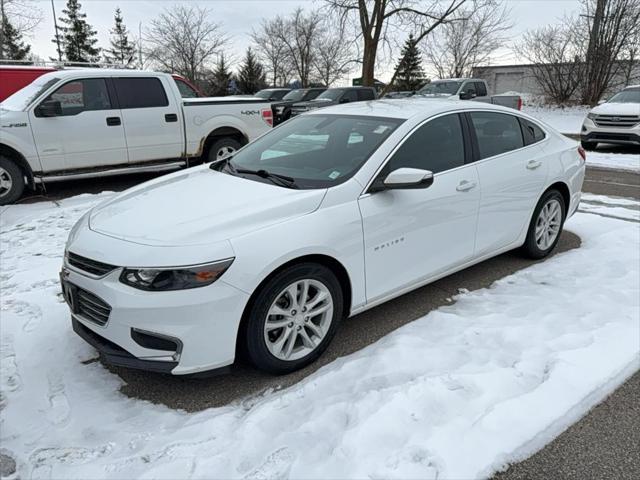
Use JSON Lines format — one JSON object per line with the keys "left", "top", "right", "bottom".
{"left": 417, "top": 78, "right": 522, "bottom": 110}
{"left": 290, "top": 87, "right": 377, "bottom": 117}
{"left": 0, "top": 69, "right": 273, "bottom": 204}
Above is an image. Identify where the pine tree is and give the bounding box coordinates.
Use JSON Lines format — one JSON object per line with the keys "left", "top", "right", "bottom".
{"left": 53, "top": 0, "right": 100, "bottom": 63}
{"left": 237, "top": 47, "right": 267, "bottom": 94}
{"left": 393, "top": 34, "right": 425, "bottom": 91}
{"left": 104, "top": 7, "right": 136, "bottom": 66}
{"left": 209, "top": 54, "right": 233, "bottom": 96}
{"left": 1, "top": 15, "right": 31, "bottom": 60}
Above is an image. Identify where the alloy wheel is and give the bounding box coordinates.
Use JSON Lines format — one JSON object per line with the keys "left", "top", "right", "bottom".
{"left": 535, "top": 198, "right": 562, "bottom": 250}
{"left": 217, "top": 145, "right": 236, "bottom": 159}
{"left": 0, "top": 167, "right": 13, "bottom": 198}
{"left": 263, "top": 279, "right": 334, "bottom": 361}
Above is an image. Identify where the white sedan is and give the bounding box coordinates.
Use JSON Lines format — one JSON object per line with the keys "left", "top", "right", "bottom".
{"left": 61, "top": 99, "right": 586, "bottom": 375}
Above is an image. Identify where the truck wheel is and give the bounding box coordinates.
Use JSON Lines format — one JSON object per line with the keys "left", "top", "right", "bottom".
{"left": 581, "top": 140, "right": 597, "bottom": 151}
{"left": 207, "top": 138, "right": 242, "bottom": 163}
{"left": 0, "top": 157, "right": 25, "bottom": 205}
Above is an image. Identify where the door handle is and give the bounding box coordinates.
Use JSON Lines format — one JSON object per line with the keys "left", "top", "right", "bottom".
{"left": 526, "top": 160, "right": 542, "bottom": 170}
{"left": 106, "top": 116, "right": 121, "bottom": 126}
{"left": 165, "top": 113, "right": 178, "bottom": 122}
{"left": 456, "top": 180, "right": 477, "bottom": 192}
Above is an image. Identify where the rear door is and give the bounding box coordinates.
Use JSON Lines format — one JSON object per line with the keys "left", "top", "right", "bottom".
{"left": 469, "top": 111, "right": 549, "bottom": 256}
{"left": 113, "top": 76, "right": 183, "bottom": 163}
{"left": 29, "top": 77, "right": 128, "bottom": 170}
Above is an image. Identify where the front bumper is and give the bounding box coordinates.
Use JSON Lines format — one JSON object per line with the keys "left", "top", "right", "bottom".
{"left": 63, "top": 263, "right": 250, "bottom": 375}
{"left": 581, "top": 119, "right": 640, "bottom": 145}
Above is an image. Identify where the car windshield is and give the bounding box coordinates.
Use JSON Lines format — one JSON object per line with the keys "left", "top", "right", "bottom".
{"left": 282, "top": 89, "right": 306, "bottom": 102}
{"left": 608, "top": 89, "right": 640, "bottom": 103}
{"left": 220, "top": 114, "right": 404, "bottom": 189}
{"left": 418, "top": 81, "right": 462, "bottom": 95}
{"left": 316, "top": 89, "right": 344, "bottom": 100}
{"left": 1, "top": 75, "right": 60, "bottom": 111}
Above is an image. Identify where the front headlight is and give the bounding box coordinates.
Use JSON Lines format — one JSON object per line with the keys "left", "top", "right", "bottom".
{"left": 120, "top": 258, "right": 234, "bottom": 291}
{"left": 587, "top": 112, "right": 597, "bottom": 120}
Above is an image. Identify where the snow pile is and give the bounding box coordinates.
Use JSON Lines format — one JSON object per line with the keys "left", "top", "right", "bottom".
{"left": 1, "top": 194, "right": 639, "bottom": 479}
{"left": 523, "top": 105, "right": 590, "bottom": 134}
{"left": 585, "top": 150, "right": 640, "bottom": 173}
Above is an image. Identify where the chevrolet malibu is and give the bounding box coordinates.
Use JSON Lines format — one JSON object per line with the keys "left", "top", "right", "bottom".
{"left": 61, "top": 100, "right": 586, "bottom": 375}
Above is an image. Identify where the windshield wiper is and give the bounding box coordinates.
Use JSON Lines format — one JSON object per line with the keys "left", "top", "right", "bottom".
{"left": 234, "top": 168, "right": 299, "bottom": 189}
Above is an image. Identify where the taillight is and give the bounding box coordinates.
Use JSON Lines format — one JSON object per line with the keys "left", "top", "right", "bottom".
{"left": 261, "top": 108, "right": 273, "bottom": 127}
{"left": 578, "top": 145, "right": 586, "bottom": 162}
{"left": 517, "top": 97, "right": 523, "bottom": 110}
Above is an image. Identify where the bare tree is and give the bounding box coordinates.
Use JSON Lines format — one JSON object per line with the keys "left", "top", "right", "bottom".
{"left": 422, "top": 0, "right": 511, "bottom": 79}
{"left": 252, "top": 17, "right": 292, "bottom": 86}
{"left": 518, "top": 19, "right": 585, "bottom": 104}
{"left": 312, "top": 21, "right": 357, "bottom": 86}
{"left": 325, "top": 0, "right": 468, "bottom": 87}
{"left": 145, "top": 5, "right": 227, "bottom": 83}
{"left": 0, "top": 0, "right": 42, "bottom": 59}
{"left": 577, "top": 0, "right": 640, "bottom": 104}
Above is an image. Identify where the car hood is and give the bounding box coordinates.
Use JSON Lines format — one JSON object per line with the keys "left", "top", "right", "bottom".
{"left": 590, "top": 102, "right": 640, "bottom": 115}
{"left": 89, "top": 167, "right": 326, "bottom": 247}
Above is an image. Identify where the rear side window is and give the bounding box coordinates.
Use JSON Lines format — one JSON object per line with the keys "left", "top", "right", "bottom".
{"left": 358, "top": 89, "right": 375, "bottom": 101}
{"left": 470, "top": 111, "right": 524, "bottom": 159}
{"left": 474, "top": 81, "right": 487, "bottom": 96}
{"left": 114, "top": 77, "right": 169, "bottom": 108}
{"left": 387, "top": 113, "right": 465, "bottom": 174}
{"left": 44, "top": 78, "right": 111, "bottom": 116}
{"left": 519, "top": 118, "right": 546, "bottom": 145}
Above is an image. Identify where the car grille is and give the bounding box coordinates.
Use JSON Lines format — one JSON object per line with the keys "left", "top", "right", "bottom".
{"left": 67, "top": 252, "right": 116, "bottom": 277}
{"left": 593, "top": 114, "right": 640, "bottom": 128}
{"left": 76, "top": 287, "right": 111, "bottom": 326}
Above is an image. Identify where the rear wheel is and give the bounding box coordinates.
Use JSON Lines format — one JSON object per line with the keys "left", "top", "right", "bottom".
{"left": 244, "top": 263, "right": 343, "bottom": 374}
{"left": 206, "top": 137, "right": 242, "bottom": 163}
{"left": 0, "top": 157, "right": 25, "bottom": 205}
{"left": 521, "top": 190, "right": 566, "bottom": 259}
{"left": 581, "top": 140, "right": 597, "bottom": 150}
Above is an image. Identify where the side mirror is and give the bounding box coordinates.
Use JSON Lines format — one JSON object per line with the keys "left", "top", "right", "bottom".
{"left": 459, "top": 90, "right": 475, "bottom": 100}
{"left": 597, "top": 99, "right": 606, "bottom": 105}
{"left": 370, "top": 167, "right": 434, "bottom": 192}
{"left": 36, "top": 100, "right": 62, "bottom": 117}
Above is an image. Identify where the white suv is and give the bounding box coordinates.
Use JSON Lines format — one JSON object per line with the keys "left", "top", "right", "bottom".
{"left": 581, "top": 85, "right": 640, "bottom": 150}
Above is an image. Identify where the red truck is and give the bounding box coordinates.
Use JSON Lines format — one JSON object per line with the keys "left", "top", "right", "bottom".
{"left": 0, "top": 65, "right": 203, "bottom": 102}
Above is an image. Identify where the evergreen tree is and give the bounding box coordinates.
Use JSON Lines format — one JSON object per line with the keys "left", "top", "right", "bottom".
{"left": 1, "top": 15, "right": 31, "bottom": 60}
{"left": 104, "top": 7, "right": 136, "bottom": 66}
{"left": 237, "top": 47, "right": 267, "bottom": 94}
{"left": 53, "top": 0, "right": 100, "bottom": 63}
{"left": 393, "top": 34, "right": 425, "bottom": 91}
{"left": 209, "top": 54, "right": 233, "bottom": 96}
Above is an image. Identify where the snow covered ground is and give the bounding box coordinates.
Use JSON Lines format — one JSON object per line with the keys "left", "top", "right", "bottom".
{"left": 585, "top": 150, "right": 640, "bottom": 173}
{"left": 522, "top": 105, "right": 590, "bottom": 135}
{"left": 1, "top": 193, "right": 639, "bottom": 479}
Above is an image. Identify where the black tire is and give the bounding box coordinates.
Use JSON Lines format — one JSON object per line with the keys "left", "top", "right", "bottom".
{"left": 244, "top": 263, "right": 343, "bottom": 374}
{"left": 0, "top": 156, "right": 25, "bottom": 205}
{"left": 206, "top": 137, "right": 242, "bottom": 163}
{"left": 521, "top": 189, "right": 566, "bottom": 259}
{"left": 581, "top": 140, "right": 597, "bottom": 150}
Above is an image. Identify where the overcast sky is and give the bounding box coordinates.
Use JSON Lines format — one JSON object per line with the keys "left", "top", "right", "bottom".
{"left": 27, "top": 0, "right": 581, "bottom": 82}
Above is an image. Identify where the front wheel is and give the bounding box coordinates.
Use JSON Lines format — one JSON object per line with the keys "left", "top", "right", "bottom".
{"left": 244, "top": 263, "right": 343, "bottom": 374}
{"left": 0, "top": 157, "right": 25, "bottom": 205}
{"left": 521, "top": 190, "right": 566, "bottom": 259}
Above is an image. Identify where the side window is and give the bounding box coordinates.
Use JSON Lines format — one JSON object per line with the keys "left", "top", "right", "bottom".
{"left": 45, "top": 78, "right": 111, "bottom": 116}
{"left": 306, "top": 89, "right": 323, "bottom": 100}
{"left": 114, "top": 77, "right": 169, "bottom": 109}
{"left": 519, "top": 118, "right": 546, "bottom": 146}
{"left": 475, "top": 81, "right": 487, "bottom": 97}
{"left": 174, "top": 78, "right": 199, "bottom": 98}
{"left": 358, "top": 88, "right": 375, "bottom": 101}
{"left": 386, "top": 114, "right": 465, "bottom": 174}
{"left": 342, "top": 90, "right": 358, "bottom": 102}
{"left": 462, "top": 82, "right": 476, "bottom": 96}
{"left": 470, "top": 111, "right": 525, "bottom": 159}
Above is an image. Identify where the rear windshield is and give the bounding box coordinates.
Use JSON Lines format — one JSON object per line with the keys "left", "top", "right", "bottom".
{"left": 1, "top": 75, "right": 60, "bottom": 111}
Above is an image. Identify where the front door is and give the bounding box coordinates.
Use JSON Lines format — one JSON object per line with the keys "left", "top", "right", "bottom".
{"left": 358, "top": 113, "right": 481, "bottom": 302}
{"left": 29, "top": 78, "right": 128, "bottom": 171}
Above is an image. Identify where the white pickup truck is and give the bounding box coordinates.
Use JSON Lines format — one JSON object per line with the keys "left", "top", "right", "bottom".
{"left": 416, "top": 78, "right": 522, "bottom": 110}
{"left": 0, "top": 69, "right": 273, "bottom": 204}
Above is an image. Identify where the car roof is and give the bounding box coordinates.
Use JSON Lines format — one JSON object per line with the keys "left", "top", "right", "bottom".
{"left": 34, "top": 68, "right": 173, "bottom": 80}
{"left": 307, "top": 98, "right": 522, "bottom": 120}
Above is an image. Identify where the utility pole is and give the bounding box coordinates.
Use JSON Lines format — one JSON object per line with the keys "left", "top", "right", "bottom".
{"left": 51, "top": 0, "right": 62, "bottom": 61}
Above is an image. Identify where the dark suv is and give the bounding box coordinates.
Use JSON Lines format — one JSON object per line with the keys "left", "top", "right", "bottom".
{"left": 290, "top": 87, "right": 377, "bottom": 117}
{"left": 272, "top": 88, "right": 327, "bottom": 125}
